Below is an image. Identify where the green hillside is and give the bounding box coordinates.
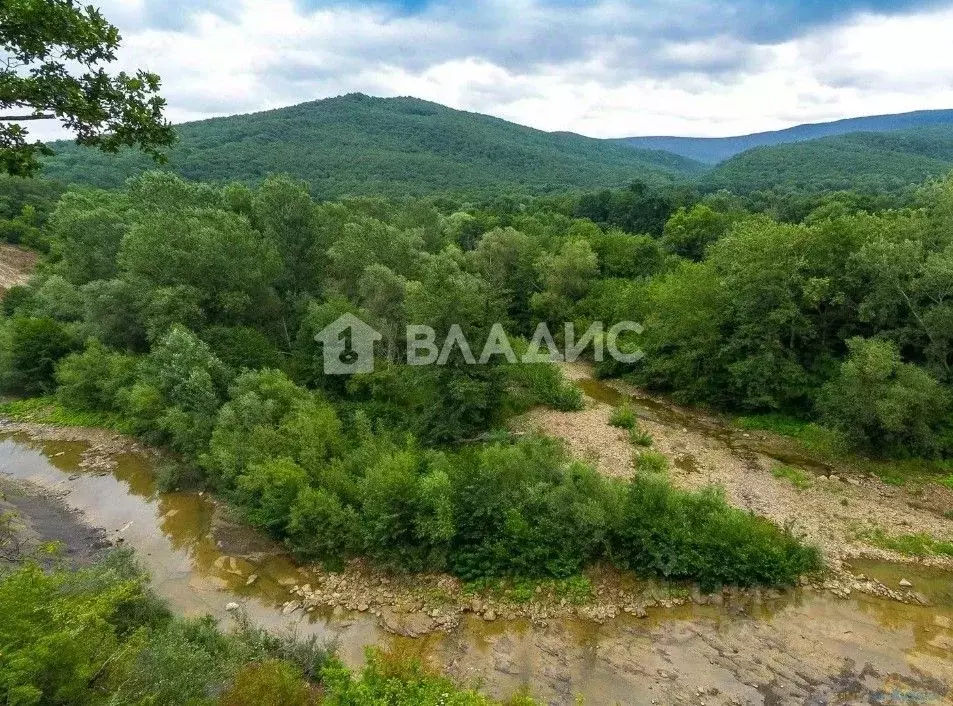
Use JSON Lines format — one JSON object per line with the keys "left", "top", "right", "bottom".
{"left": 39, "top": 93, "right": 703, "bottom": 198}
{"left": 620, "top": 109, "right": 953, "bottom": 163}
{"left": 703, "top": 125, "right": 953, "bottom": 194}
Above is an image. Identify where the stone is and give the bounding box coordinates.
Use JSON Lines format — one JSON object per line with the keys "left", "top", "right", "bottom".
{"left": 225, "top": 602, "right": 240, "bottom": 612}
{"left": 899, "top": 578, "right": 913, "bottom": 588}
{"left": 483, "top": 609, "right": 497, "bottom": 621}
{"left": 245, "top": 574, "right": 258, "bottom": 586}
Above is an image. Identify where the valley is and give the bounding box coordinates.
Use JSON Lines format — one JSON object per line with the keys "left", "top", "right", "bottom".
{"left": 2, "top": 370, "right": 951, "bottom": 705}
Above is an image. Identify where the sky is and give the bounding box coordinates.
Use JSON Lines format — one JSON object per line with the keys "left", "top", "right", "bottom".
{"left": 21, "top": 0, "right": 953, "bottom": 140}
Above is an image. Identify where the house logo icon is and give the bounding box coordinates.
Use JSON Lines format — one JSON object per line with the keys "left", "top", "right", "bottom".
{"left": 314, "top": 313, "right": 382, "bottom": 375}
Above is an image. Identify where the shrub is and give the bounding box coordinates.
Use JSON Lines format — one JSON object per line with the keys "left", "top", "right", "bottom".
{"left": 613, "top": 475, "right": 822, "bottom": 588}
{"left": 506, "top": 358, "right": 583, "bottom": 412}
{"left": 449, "top": 437, "right": 622, "bottom": 580}
{"left": 3, "top": 316, "right": 76, "bottom": 394}
{"left": 235, "top": 457, "right": 309, "bottom": 533}
{"left": 635, "top": 450, "right": 668, "bottom": 474}
{"left": 321, "top": 650, "right": 519, "bottom": 706}
{"left": 817, "top": 337, "right": 951, "bottom": 457}
{"left": 55, "top": 339, "right": 138, "bottom": 411}
{"left": 609, "top": 402, "right": 636, "bottom": 429}
{"left": 109, "top": 616, "right": 237, "bottom": 706}
{"left": 286, "top": 487, "right": 361, "bottom": 565}
{"left": 219, "top": 660, "right": 315, "bottom": 706}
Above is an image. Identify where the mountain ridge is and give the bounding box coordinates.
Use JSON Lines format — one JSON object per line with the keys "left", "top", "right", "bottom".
{"left": 619, "top": 109, "right": 953, "bottom": 164}
{"left": 38, "top": 93, "right": 704, "bottom": 198}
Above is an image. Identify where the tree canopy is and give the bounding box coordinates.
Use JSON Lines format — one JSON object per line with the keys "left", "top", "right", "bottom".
{"left": 0, "top": 0, "right": 175, "bottom": 177}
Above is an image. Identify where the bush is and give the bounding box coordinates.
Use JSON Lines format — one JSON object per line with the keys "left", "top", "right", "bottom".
{"left": 613, "top": 475, "right": 822, "bottom": 589}
{"left": 628, "top": 423, "right": 653, "bottom": 447}
{"left": 609, "top": 402, "right": 636, "bottom": 429}
{"left": 3, "top": 316, "right": 76, "bottom": 394}
{"left": 55, "top": 339, "right": 138, "bottom": 411}
{"left": 235, "top": 457, "right": 309, "bottom": 533}
{"left": 321, "top": 649, "right": 523, "bottom": 706}
{"left": 817, "top": 337, "right": 951, "bottom": 457}
{"left": 635, "top": 450, "right": 668, "bottom": 473}
{"left": 506, "top": 358, "right": 583, "bottom": 412}
{"left": 449, "top": 437, "right": 622, "bottom": 580}
{"left": 286, "top": 487, "right": 361, "bottom": 565}
{"left": 219, "top": 660, "right": 316, "bottom": 706}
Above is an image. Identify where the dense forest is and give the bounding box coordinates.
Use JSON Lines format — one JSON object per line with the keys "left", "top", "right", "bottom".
{"left": 621, "top": 108, "right": 953, "bottom": 164}
{"left": 7, "top": 103, "right": 953, "bottom": 706}
{"left": 35, "top": 95, "right": 953, "bottom": 200}
{"left": 38, "top": 94, "right": 703, "bottom": 199}
{"left": 703, "top": 125, "right": 953, "bottom": 194}
{"left": 0, "top": 169, "right": 824, "bottom": 591}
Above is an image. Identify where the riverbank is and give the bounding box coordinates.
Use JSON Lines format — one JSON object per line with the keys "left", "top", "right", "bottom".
{"left": 2, "top": 420, "right": 952, "bottom": 703}
{"left": 518, "top": 363, "right": 953, "bottom": 587}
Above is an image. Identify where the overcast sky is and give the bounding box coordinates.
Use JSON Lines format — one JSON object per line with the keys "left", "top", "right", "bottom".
{"left": 23, "top": 0, "right": 953, "bottom": 140}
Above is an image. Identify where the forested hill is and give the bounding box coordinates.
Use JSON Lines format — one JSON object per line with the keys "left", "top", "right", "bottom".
{"left": 38, "top": 93, "right": 703, "bottom": 198}
{"left": 701, "top": 124, "right": 953, "bottom": 194}
{"left": 620, "top": 109, "right": 953, "bottom": 164}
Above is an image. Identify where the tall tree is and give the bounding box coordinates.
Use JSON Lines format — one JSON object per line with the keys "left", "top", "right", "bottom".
{"left": 0, "top": 0, "right": 175, "bottom": 176}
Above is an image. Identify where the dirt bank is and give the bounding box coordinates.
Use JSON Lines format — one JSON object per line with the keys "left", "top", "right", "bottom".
{"left": 0, "top": 243, "right": 38, "bottom": 295}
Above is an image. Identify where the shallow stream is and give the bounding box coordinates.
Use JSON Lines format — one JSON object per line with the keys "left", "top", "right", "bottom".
{"left": 2, "top": 425, "right": 951, "bottom": 704}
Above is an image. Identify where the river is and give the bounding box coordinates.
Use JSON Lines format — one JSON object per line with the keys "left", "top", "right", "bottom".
{"left": 1, "top": 422, "right": 952, "bottom": 704}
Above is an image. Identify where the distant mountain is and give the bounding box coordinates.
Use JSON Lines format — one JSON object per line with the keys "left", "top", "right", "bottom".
{"left": 39, "top": 94, "right": 703, "bottom": 199}
{"left": 702, "top": 125, "right": 953, "bottom": 194}
{"left": 619, "top": 109, "right": 953, "bottom": 164}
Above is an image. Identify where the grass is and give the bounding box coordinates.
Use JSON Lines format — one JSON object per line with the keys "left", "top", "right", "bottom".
{"left": 860, "top": 527, "right": 953, "bottom": 558}
{"left": 634, "top": 450, "right": 668, "bottom": 474}
{"left": 0, "top": 396, "right": 134, "bottom": 434}
{"left": 628, "top": 425, "right": 653, "bottom": 448}
{"left": 771, "top": 464, "right": 813, "bottom": 490}
{"left": 735, "top": 412, "right": 953, "bottom": 489}
{"left": 734, "top": 413, "right": 843, "bottom": 457}
{"left": 609, "top": 402, "right": 636, "bottom": 429}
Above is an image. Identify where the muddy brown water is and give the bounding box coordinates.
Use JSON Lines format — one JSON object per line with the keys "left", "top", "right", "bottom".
{"left": 2, "top": 430, "right": 952, "bottom": 704}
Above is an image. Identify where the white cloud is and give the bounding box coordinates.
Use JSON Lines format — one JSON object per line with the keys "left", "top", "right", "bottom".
{"left": 21, "top": 0, "right": 953, "bottom": 142}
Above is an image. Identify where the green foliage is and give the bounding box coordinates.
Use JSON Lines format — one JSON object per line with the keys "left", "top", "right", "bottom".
{"left": 219, "top": 660, "right": 316, "bottom": 706}
{"left": 2, "top": 316, "right": 76, "bottom": 394}
{"left": 634, "top": 450, "right": 668, "bottom": 474}
{"left": 628, "top": 424, "right": 653, "bottom": 448}
{"left": 55, "top": 339, "right": 138, "bottom": 411}
{"left": 860, "top": 528, "right": 953, "bottom": 558}
{"left": 574, "top": 180, "right": 688, "bottom": 236}
{"left": 39, "top": 94, "right": 700, "bottom": 198}
{"left": 0, "top": 553, "right": 502, "bottom": 705}
{"left": 449, "top": 437, "right": 623, "bottom": 580}
{"left": 0, "top": 0, "right": 174, "bottom": 177}
{"left": 704, "top": 126, "right": 953, "bottom": 195}
{"left": 505, "top": 357, "right": 583, "bottom": 413}
{"left": 817, "top": 337, "right": 951, "bottom": 456}
{"left": 321, "top": 649, "right": 529, "bottom": 706}
{"left": 0, "top": 552, "right": 168, "bottom": 705}
{"left": 614, "top": 475, "right": 822, "bottom": 589}
{"left": 609, "top": 402, "right": 636, "bottom": 429}
{"left": 771, "top": 465, "right": 813, "bottom": 490}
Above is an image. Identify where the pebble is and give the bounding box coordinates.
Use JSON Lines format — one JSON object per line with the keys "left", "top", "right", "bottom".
{"left": 245, "top": 574, "right": 258, "bottom": 586}
{"left": 899, "top": 578, "right": 913, "bottom": 588}
{"left": 225, "top": 602, "right": 239, "bottom": 612}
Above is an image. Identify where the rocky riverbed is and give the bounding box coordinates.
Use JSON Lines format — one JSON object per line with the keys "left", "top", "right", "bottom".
{"left": 2, "top": 396, "right": 952, "bottom": 704}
